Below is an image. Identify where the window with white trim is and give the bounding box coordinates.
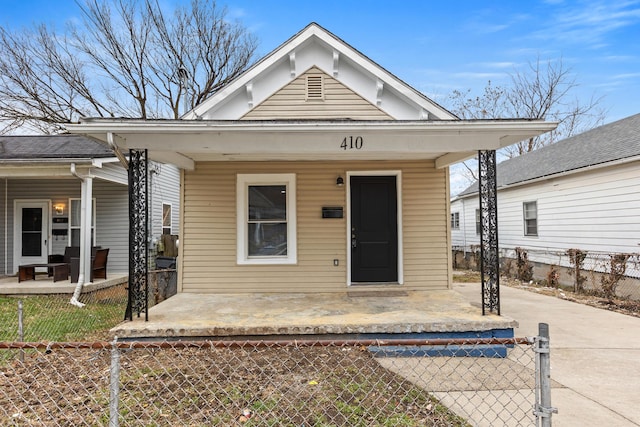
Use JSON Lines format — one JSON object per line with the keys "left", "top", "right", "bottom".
{"left": 475, "top": 209, "right": 481, "bottom": 235}
{"left": 237, "top": 174, "right": 297, "bottom": 265}
{"left": 450, "top": 212, "right": 460, "bottom": 229}
{"left": 69, "top": 198, "right": 96, "bottom": 246}
{"left": 523, "top": 201, "right": 538, "bottom": 236}
{"left": 162, "top": 203, "right": 172, "bottom": 235}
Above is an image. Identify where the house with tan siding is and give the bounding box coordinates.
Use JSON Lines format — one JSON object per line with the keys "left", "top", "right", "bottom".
{"left": 69, "top": 23, "right": 555, "bottom": 303}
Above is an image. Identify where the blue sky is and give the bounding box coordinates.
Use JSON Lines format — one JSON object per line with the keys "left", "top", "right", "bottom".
{"left": 1, "top": 1, "right": 638, "bottom": 193}
{"left": 0, "top": 0, "right": 640, "bottom": 123}
{"left": 2, "top": 0, "right": 638, "bottom": 124}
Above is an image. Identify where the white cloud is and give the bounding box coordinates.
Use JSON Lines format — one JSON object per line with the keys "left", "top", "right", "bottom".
{"left": 529, "top": 1, "right": 640, "bottom": 47}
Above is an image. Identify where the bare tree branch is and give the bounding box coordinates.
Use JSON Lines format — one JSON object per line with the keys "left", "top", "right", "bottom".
{"left": 0, "top": 0, "right": 257, "bottom": 133}
{"left": 446, "top": 57, "right": 606, "bottom": 191}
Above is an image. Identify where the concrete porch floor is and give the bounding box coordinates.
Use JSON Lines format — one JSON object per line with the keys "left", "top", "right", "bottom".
{"left": 0, "top": 272, "right": 128, "bottom": 295}
{"left": 113, "top": 289, "right": 517, "bottom": 339}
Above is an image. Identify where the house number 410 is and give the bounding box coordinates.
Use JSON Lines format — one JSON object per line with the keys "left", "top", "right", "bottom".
{"left": 340, "top": 136, "right": 363, "bottom": 150}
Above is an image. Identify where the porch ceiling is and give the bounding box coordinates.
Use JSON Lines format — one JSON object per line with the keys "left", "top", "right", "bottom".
{"left": 67, "top": 118, "right": 558, "bottom": 170}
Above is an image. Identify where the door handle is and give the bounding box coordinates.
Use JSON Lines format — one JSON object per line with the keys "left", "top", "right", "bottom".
{"left": 351, "top": 228, "right": 357, "bottom": 248}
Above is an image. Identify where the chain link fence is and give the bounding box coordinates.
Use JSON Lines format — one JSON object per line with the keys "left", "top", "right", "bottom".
{"left": 0, "top": 284, "right": 128, "bottom": 344}
{"left": 453, "top": 246, "right": 640, "bottom": 301}
{"left": 0, "top": 268, "right": 179, "bottom": 344}
{"left": 0, "top": 334, "right": 555, "bottom": 426}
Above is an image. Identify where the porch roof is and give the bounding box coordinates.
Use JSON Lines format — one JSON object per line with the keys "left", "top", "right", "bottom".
{"left": 0, "top": 134, "right": 125, "bottom": 181}
{"left": 67, "top": 118, "right": 558, "bottom": 170}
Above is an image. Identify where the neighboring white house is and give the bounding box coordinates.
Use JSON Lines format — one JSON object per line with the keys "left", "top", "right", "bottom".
{"left": 0, "top": 134, "right": 180, "bottom": 279}
{"left": 451, "top": 113, "right": 640, "bottom": 284}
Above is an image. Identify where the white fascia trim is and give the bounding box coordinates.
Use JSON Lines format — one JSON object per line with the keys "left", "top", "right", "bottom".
{"left": 184, "top": 23, "right": 455, "bottom": 120}
{"left": 307, "top": 29, "right": 456, "bottom": 120}
{"left": 499, "top": 154, "right": 640, "bottom": 192}
{"left": 454, "top": 153, "right": 640, "bottom": 199}
{"left": 68, "top": 119, "right": 558, "bottom": 135}
{"left": 91, "top": 157, "right": 122, "bottom": 167}
{"left": 184, "top": 27, "right": 315, "bottom": 119}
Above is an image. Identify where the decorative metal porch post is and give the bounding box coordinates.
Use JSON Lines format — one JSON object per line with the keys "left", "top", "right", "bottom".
{"left": 479, "top": 150, "right": 500, "bottom": 315}
{"left": 125, "top": 149, "right": 149, "bottom": 321}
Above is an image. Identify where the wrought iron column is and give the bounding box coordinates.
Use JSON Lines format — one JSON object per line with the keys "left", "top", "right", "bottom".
{"left": 125, "top": 149, "right": 149, "bottom": 321}
{"left": 479, "top": 150, "right": 500, "bottom": 315}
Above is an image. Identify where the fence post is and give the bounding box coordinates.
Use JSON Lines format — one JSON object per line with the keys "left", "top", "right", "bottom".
{"left": 18, "top": 300, "right": 24, "bottom": 362}
{"left": 109, "top": 337, "right": 120, "bottom": 427}
{"left": 535, "top": 323, "right": 557, "bottom": 426}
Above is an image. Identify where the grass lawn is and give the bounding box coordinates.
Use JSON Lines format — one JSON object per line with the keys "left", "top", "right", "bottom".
{"left": 0, "top": 286, "right": 127, "bottom": 343}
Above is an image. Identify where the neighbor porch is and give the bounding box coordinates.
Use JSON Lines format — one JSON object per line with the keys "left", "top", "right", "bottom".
{"left": 0, "top": 272, "right": 128, "bottom": 296}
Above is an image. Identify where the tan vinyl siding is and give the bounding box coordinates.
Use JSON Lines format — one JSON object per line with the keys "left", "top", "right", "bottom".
{"left": 180, "top": 160, "right": 449, "bottom": 293}
{"left": 242, "top": 67, "right": 392, "bottom": 120}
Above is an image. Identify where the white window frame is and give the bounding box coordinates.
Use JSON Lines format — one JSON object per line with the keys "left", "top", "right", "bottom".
{"left": 162, "top": 203, "right": 172, "bottom": 235}
{"left": 475, "top": 209, "right": 481, "bottom": 235}
{"left": 236, "top": 173, "right": 297, "bottom": 265}
{"left": 523, "top": 201, "right": 538, "bottom": 236}
{"left": 69, "top": 198, "right": 96, "bottom": 246}
{"left": 451, "top": 212, "right": 460, "bottom": 229}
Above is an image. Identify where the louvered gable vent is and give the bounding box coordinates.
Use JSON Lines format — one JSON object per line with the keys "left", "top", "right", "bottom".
{"left": 306, "top": 75, "right": 324, "bottom": 100}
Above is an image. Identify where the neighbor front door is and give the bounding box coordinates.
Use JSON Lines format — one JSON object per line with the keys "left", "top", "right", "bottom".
{"left": 350, "top": 176, "right": 398, "bottom": 283}
{"left": 14, "top": 201, "right": 49, "bottom": 270}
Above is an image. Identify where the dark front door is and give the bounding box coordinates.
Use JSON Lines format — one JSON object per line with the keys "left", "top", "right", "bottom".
{"left": 350, "top": 176, "right": 398, "bottom": 283}
{"left": 14, "top": 201, "right": 49, "bottom": 270}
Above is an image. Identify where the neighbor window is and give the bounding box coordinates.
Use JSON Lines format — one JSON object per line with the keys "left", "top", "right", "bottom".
{"left": 162, "top": 203, "right": 172, "bottom": 235}
{"left": 475, "top": 209, "right": 481, "bottom": 235}
{"left": 523, "top": 201, "right": 538, "bottom": 236}
{"left": 451, "top": 212, "right": 460, "bottom": 229}
{"left": 237, "top": 174, "right": 297, "bottom": 264}
{"left": 69, "top": 198, "right": 96, "bottom": 246}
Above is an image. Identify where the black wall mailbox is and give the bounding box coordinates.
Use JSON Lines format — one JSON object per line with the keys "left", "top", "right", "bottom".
{"left": 322, "top": 207, "right": 343, "bottom": 218}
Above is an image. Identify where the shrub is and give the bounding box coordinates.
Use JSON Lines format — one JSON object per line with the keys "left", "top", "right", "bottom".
{"left": 515, "top": 247, "right": 533, "bottom": 282}
{"left": 566, "top": 248, "right": 587, "bottom": 293}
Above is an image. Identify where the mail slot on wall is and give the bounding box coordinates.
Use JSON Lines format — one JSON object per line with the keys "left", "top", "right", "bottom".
{"left": 322, "top": 207, "right": 343, "bottom": 218}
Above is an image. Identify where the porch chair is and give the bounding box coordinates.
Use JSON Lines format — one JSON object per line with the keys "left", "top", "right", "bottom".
{"left": 91, "top": 248, "right": 109, "bottom": 281}
{"left": 47, "top": 246, "right": 79, "bottom": 278}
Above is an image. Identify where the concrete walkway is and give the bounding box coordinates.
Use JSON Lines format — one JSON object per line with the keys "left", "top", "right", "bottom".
{"left": 454, "top": 282, "right": 640, "bottom": 427}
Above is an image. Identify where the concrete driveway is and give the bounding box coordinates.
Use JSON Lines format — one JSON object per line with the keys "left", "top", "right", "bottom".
{"left": 454, "top": 281, "right": 640, "bottom": 427}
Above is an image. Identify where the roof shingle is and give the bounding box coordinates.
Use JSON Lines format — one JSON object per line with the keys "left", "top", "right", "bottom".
{"left": 0, "top": 134, "right": 113, "bottom": 160}
{"left": 457, "top": 113, "right": 640, "bottom": 196}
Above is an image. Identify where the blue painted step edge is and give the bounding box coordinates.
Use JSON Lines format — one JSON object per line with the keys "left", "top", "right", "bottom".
{"left": 366, "top": 328, "right": 514, "bottom": 358}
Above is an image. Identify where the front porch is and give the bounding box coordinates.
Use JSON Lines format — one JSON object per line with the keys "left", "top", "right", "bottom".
{"left": 112, "top": 289, "right": 517, "bottom": 340}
